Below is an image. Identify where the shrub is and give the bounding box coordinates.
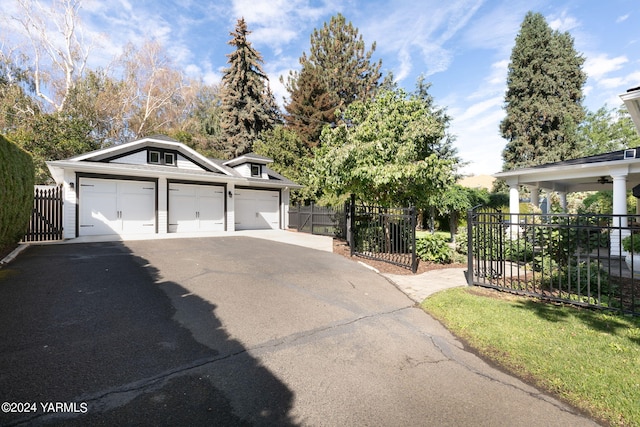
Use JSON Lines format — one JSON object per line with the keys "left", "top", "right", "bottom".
{"left": 0, "top": 135, "right": 35, "bottom": 250}
{"left": 416, "top": 233, "right": 452, "bottom": 264}
{"left": 622, "top": 235, "right": 640, "bottom": 253}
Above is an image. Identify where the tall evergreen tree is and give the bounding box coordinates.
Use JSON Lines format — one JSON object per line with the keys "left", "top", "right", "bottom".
{"left": 283, "top": 13, "right": 382, "bottom": 149}
{"left": 500, "top": 11, "right": 586, "bottom": 170}
{"left": 219, "top": 18, "right": 279, "bottom": 157}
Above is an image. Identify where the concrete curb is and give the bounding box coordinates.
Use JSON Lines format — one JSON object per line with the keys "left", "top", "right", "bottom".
{"left": 0, "top": 244, "right": 29, "bottom": 268}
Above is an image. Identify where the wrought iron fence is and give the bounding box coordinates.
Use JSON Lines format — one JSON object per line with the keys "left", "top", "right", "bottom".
{"left": 288, "top": 203, "right": 346, "bottom": 237}
{"left": 23, "top": 185, "right": 63, "bottom": 242}
{"left": 467, "top": 206, "right": 639, "bottom": 315}
{"left": 348, "top": 196, "right": 417, "bottom": 273}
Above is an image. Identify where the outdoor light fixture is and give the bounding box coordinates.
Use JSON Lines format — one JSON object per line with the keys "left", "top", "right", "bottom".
{"left": 228, "top": 190, "right": 233, "bottom": 198}
{"left": 69, "top": 182, "right": 75, "bottom": 190}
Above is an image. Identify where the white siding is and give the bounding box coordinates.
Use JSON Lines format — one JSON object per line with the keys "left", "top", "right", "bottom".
{"left": 111, "top": 151, "right": 147, "bottom": 165}
{"left": 176, "top": 154, "right": 205, "bottom": 171}
{"left": 234, "top": 164, "right": 251, "bottom": 177}
{"left": 63, "top": 170, "right": 77, "bottom": 239}
{"left": 157, "top": 178, "right": 168, "bottom": 234}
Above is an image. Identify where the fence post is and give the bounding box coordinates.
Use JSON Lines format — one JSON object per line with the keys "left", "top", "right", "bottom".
{"left": 466, "top": 207, "right": 476, "bottom": 286}
{"left": 349, "top": 194, "right": 355, "bottom": 256}
{"left": 410, "top": 205, "right": 417, "bottom": 273}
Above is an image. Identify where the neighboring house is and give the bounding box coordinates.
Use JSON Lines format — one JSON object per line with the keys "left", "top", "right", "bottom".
{"left": 46, "top": 135, "right": 301, "bottom": 240}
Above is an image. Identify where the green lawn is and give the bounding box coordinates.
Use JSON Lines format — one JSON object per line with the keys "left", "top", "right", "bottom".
{"left": 422, "top": 287, "right": 640, "bottom": 426}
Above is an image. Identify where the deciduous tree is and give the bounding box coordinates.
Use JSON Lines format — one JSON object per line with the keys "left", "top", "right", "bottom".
{"left": 576, "top": 106, "right": 640, "bottom": 156}
{"left": 311, "top": 89, "right": 456, "bottom": 207}
{"left": 10, "top": 0, "right": 94, "bottom": 112}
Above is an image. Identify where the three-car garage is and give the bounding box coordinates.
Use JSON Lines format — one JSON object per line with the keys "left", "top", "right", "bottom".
{"left": 77, "top": 177, "right": 283, "bottom": 237}
{"left": 47, "top": 136, "right": 299, "bottom": 240}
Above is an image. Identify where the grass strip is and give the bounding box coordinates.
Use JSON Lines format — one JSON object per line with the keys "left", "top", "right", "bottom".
{"left": 421, "top": 287, "right": 640, "bottom": 426}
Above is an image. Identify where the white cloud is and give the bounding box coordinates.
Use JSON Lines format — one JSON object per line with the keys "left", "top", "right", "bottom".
{"left": 362, "top": 0, "right": 484, "bottom": 81}
{"left": 616, "top": 14, "right": 630, "bottom": 23}
{"left": 584, "top": 53, "right": 628, "bottom": 81}
{"left": 548, "top": 10, "right": 580, "bottom": 32}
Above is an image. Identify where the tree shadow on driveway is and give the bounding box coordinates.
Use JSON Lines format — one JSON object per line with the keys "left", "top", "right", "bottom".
{"left": 0, "top": 242, "right": 297, "bottom": 426}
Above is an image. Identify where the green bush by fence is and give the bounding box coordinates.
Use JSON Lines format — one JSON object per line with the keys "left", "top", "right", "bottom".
{"left": 0, "top": 134, "right": 35, "bottom": 251}
{"left": 416, "top": 233, "right": 452, "bottom": 264}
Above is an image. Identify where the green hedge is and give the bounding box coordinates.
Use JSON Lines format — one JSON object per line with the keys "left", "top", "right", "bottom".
{"left": 0, "top": 134, "right": 35, "bottom": 250}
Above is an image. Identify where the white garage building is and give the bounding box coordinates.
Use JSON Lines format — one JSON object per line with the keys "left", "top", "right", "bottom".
{"left": 46, "top": 135, "right": 301, "bottom": 239}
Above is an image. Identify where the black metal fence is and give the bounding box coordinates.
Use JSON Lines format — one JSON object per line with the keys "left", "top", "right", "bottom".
{"left": 348, "top": 196, "right": 417, "bottom": 273}
{"left": 23, "top": 186, "right": 64, "bottom": 242}
{"left": 467, "top": 206, "right": 639, "bottom": 315}
{"left": 288, "top": 203, "right": 346, "bottom": 237}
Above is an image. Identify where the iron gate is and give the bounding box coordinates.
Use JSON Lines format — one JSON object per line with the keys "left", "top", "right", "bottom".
{"left": 348, "top": 195, "right": 417, "bottom": 273}
{"left": 467, "top": 205, "right": 639, "bottom": 315}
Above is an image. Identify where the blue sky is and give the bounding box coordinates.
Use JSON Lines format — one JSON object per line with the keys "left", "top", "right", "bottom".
{"left": 4, "top": 0, "right": 640, "bottom": 175}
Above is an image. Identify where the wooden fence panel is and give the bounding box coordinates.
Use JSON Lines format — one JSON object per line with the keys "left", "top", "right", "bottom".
{"left": 23, "top": 186, "right": 63, "bottom": 242}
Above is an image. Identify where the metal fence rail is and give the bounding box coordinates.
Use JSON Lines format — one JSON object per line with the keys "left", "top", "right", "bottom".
{"left": 349, "top": 198, "right": 417, "bottom": 273}
{"left": 468, "top": 206, "right": 639, "bottom": 315}
{"left": 289, "top": 203, "right": 346, "bottom": 237}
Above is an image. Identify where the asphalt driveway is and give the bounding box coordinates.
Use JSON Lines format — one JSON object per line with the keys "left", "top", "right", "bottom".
{"left": 0, "top": 237, "right": 597, "bottom": 426}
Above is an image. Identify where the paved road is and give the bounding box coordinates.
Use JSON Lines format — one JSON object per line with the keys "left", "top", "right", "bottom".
{"left": 0, "top": 237, "right": 598, "bottom": 426}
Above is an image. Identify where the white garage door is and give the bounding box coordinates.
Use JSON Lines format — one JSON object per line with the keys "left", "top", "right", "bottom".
{"left": 79, "top": 178, "right": 156, "bottom": 236}
{"left": 235, "top": 189, "right": 280, "bottom": 230}
{"left": 168, "top": 183, "right": 225, "bottom": 232}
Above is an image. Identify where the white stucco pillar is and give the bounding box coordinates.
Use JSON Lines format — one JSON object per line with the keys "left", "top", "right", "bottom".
{"left": 612, "top": 173, "right": 629, "bottom": 256}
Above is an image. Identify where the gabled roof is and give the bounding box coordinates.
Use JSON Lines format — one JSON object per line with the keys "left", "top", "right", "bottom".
{"left": 71, "top": 135, "right": 232, "bottom": 175}
{"left": 223, "top": 152, "right": 273, "bottom": 167}
{"left": 47, "top": 135, "right": 302, "bottom": 189}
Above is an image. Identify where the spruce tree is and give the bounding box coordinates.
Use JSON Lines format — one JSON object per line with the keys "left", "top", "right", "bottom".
{"left": 283, "top": 13, "right": 382, "bottom": 149}
{"left": 219, "top": 18, "right": 279, "bottom": 157}
{"left": 500, "top": 11, "right": 586, "bottom": 170}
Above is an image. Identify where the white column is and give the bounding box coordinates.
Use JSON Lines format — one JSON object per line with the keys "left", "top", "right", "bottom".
{"left": 281, "top": 188, "right": 290, "bottom": 229}
{"left": 559, "top": 192, "right": 567, "bottom": 213}
{"left": 227, "top": 183, "right": 235, "bottom": 232}
{"left": 529, "top": 187, "right": 539, "bottom": 210}
{"left": 612, "top": 173, "right": 629, "bottom": 256}
{"left": 508, "top": 183, "right": 520, "bottom": 239}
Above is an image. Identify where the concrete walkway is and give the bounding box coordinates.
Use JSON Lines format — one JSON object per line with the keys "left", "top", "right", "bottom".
{"left": 384, "top": 268, "right": 469, "bottom": 303}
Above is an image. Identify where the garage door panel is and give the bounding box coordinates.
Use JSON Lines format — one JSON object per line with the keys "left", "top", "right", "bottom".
{"left": 168, "top": 184, "right": 198, "bottom": 232}
{"left": 169, "top": 183, "right": 225, "bottom": 232}
{"left": 79, "top": 178, "right": 156, "bottom": 236}
{"left": 235, "top": 189, "right": 280, "bottom": 230}
{"left": 120, "top": 191, "right": 156, "bottom": 233}
{"left": 198, "top": 188, "right": 225, "bottom": 231}
{"left": 80, "top": 192, "right": 118, "bottom": 235}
